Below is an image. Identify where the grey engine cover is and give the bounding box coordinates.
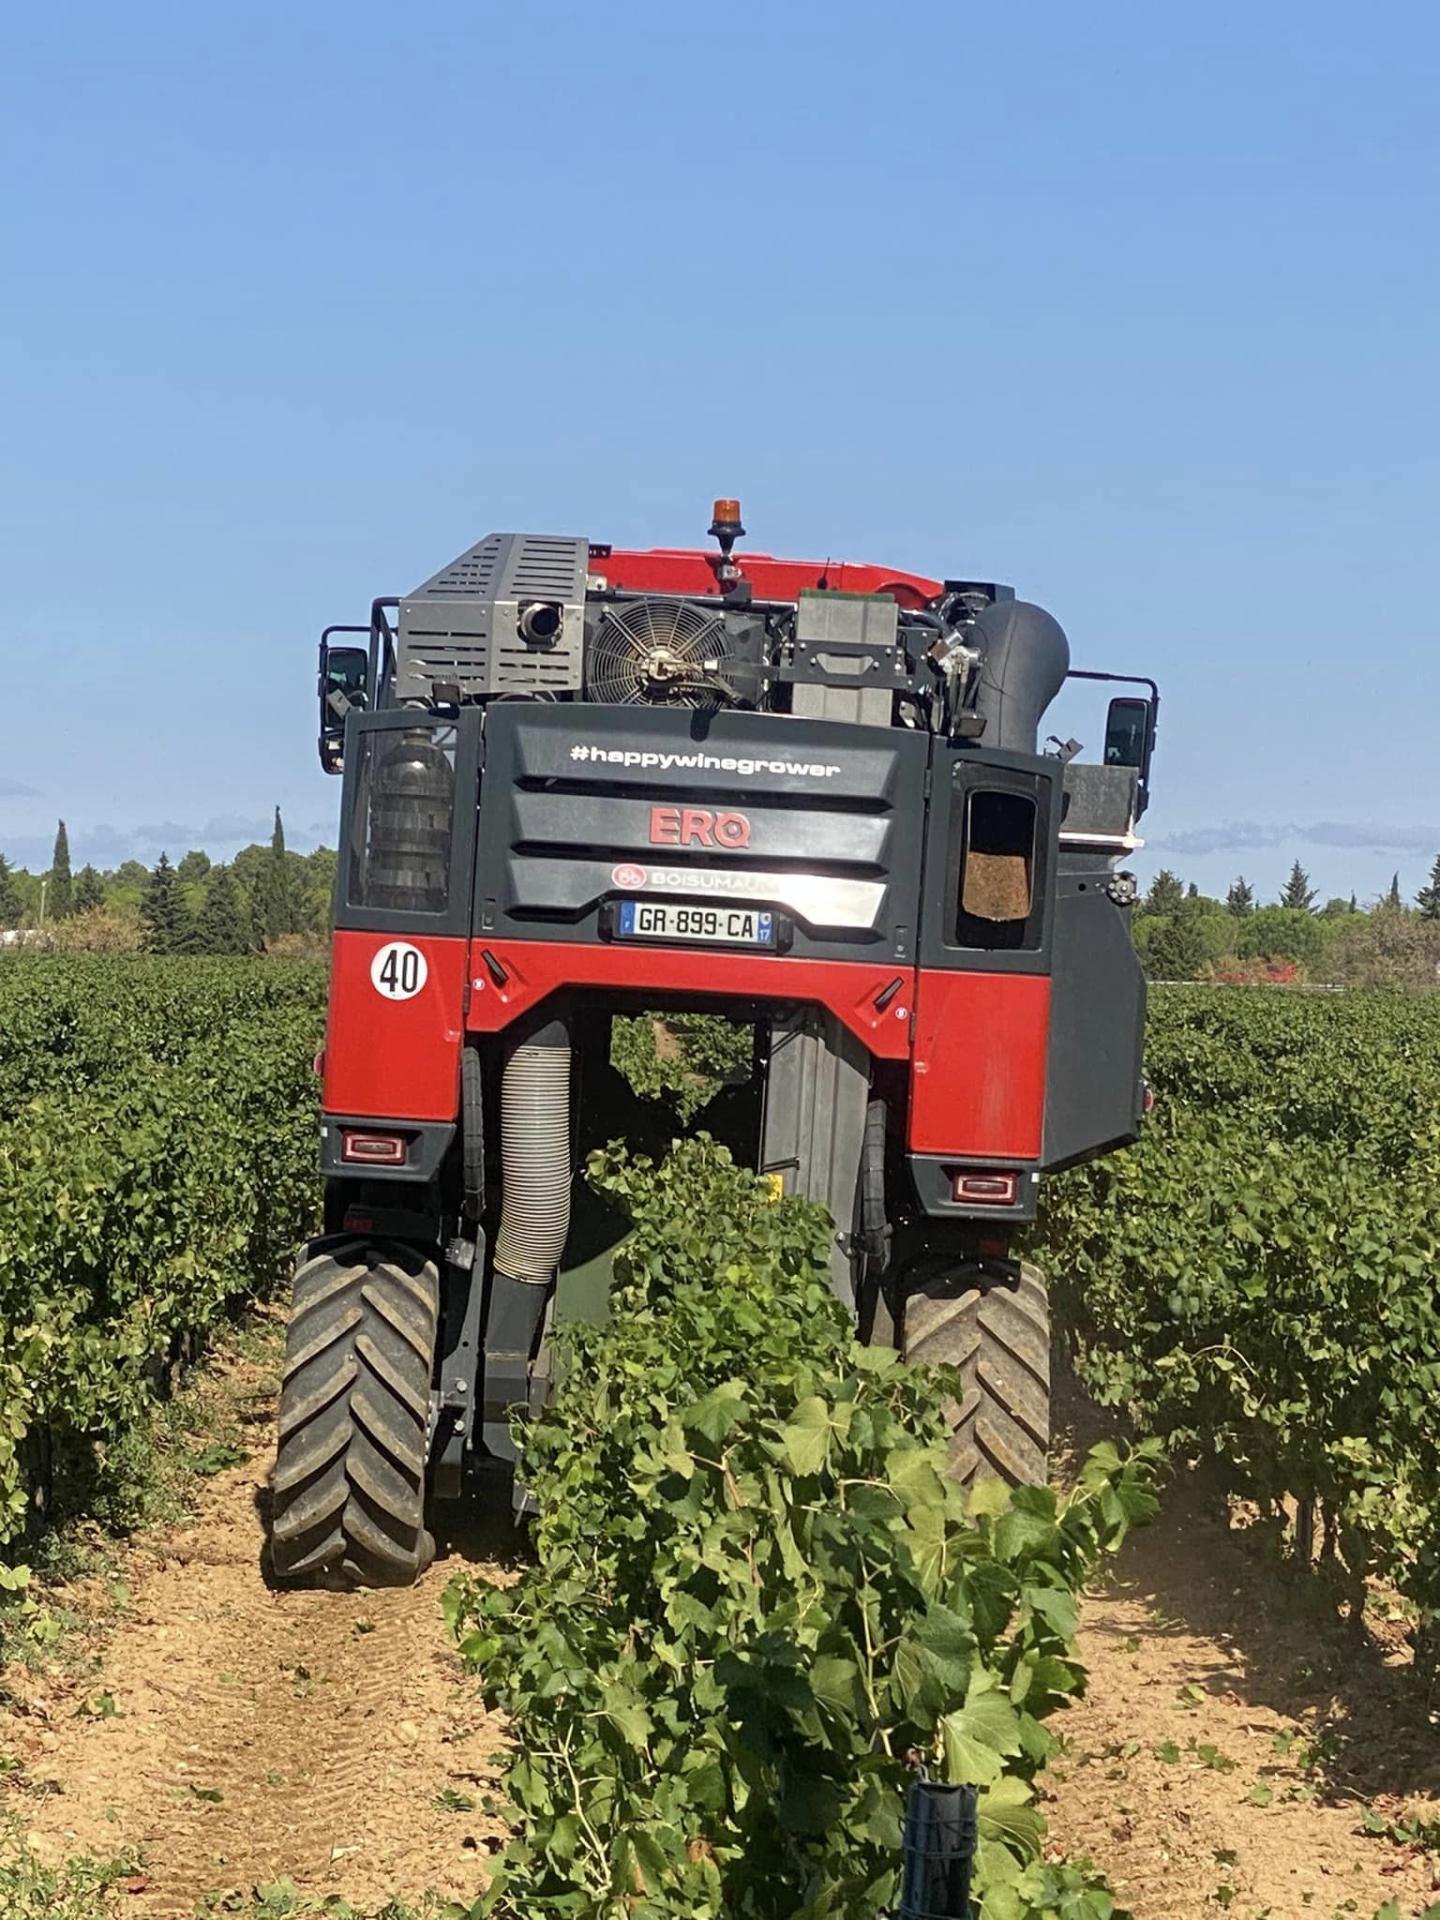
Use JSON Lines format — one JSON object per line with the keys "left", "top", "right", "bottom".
{"left": 396, "top": 532, "right": 588, "bottom": 700}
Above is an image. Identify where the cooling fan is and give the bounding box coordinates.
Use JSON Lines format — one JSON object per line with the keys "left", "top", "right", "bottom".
{"left": 585, "top": 598, "right": 741, "bottom": 707}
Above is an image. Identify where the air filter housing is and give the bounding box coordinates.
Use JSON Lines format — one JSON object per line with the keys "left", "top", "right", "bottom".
{"left": 396, "top": 533, "right": 588, "bottom": 700}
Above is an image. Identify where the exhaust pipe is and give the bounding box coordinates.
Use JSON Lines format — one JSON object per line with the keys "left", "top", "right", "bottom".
{"left": 969, "top": 600, "right": 1070, "bottom": 753}
{"left": 517, "top": 600, "right": 564, "bottom": 646}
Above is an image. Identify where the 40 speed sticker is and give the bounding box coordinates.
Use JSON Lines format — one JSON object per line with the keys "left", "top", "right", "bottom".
{"left": 370, "top": 941, "right": 428, "bottom": 1001}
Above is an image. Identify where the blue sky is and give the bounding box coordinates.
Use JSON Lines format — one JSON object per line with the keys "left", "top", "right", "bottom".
{"left": 2, "top": 1, "right": 1437, "bottom": 904}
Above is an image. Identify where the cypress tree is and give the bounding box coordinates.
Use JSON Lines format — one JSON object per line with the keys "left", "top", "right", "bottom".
{"left": 249, "top": 882, "right": 267, "bottom": 950}
{"left": 1384, "top": 871, "right": 1403, "bottom": 911}
{"left": 1279, "top": 861, "right": 1316, "bottom": 912}
{"left": 1144, "top": 899, "right": 1210, "bottom": 981}
{"left": 196, "top": 867, "right": 251, "bottom": 955}
{"left": 262, "top": 806, "right": 304, "bottom": 939}
{"left": 140, "top": 854, "right": 192, "bottom": 954}
{"left": 74, "top": 864, "right": 105, "bottom": 913}
{"left": 49, "top": 820, "right": 73, "bottom": 920}
{"left": 0, "top": 853, "right": 20, "bottom": 928}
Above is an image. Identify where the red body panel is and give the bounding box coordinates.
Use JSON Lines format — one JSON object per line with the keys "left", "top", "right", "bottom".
{"left": 323, "top": 931, "right": 469, "bottom": 1121}
{"left": 463, "top": 938, "right": 915, "bottom": 1060}
{"left": 323, "top": 937, "right": 1049, "bottom": 1158}
{"left": 589, "top": 547, "right": 943, "bottom": 609}
{"left": 908, "top": 971, "right": 1050, "bottom": 1160}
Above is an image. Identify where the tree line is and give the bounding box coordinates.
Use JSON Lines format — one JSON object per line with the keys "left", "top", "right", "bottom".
{"left": 1135, "top": 855, "right": 1440, "bottom": 988}
{"left": 0, "top": 811, "right": 335, "bottom": 955}
{"left": 7, "top": 816, "right": 1439, "bottom": 984}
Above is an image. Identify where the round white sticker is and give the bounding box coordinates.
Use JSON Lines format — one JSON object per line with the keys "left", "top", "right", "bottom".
{"left": 370, "top": 941, "right": 428, "bottom": 1001}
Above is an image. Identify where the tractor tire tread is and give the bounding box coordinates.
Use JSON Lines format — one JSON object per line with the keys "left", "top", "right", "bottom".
{"left": 359, "top": 1283, "right": 435, "bottom": 1363}
{"left": 902, "top": 1260, "right": 1050, "bottom": 1491}
{"left": 271, "top": 1241, "right": 438, "bottom": 1589}
{"left": 275, "top": 1357, "right": 358, "bottom": 1440}
{"left": 281, "top": 1307, "right": 366, "bottom": 1380}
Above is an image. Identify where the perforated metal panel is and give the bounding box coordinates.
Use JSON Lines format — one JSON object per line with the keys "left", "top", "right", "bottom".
{"left": 396, "top": 533, "right": 588, "bottom": 699}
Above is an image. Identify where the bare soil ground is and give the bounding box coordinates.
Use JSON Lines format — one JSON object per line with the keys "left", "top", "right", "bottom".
{"left": 1047, "top": 1381, "right": 1440, "bottom": 1919}
{"left": 0, "top": 1327, "right": 510, "bottom": 1918}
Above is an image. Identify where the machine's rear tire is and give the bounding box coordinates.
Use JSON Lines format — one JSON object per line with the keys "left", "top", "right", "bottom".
{"left": 855, "top": 1099, "right": 895, "bottom": 1346}
{"left": 271, "top": 1238, "right": 439, "bottom": 1589}
{"left": 461, "top": 1046, "right": 484, "bottom": 1221}
{"left": 901, "top": 1260, "right": 1049, "bottom": 1489}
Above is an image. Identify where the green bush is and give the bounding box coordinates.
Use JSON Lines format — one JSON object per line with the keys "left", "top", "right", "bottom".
{"left": 449, "top": 1138, "right": 1155, "bottom": 1919}
{"left": 0, "top": 956, "right": 325, "bottom": 1552}
{"left": 1035, "top": 986, "right": 1440, "bottom": 1628}
{"left": 610, "top": 1013, "right": 752, "bottom": 1122}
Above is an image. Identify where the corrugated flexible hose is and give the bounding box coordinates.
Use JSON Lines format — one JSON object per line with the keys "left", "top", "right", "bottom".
{"left": 495, "top": 1018, "right": 572, "bottom": 1286}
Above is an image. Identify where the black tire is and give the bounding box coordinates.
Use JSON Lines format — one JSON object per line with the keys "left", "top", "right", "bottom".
{"left": 856, "top": 1099, "right": 895, "bottom": 1346}
{"left": 462, "top": 1045, "right": 484, "bottom": 1222}
{"left": 271, "top": 1238, "right": 439, "bottom": 1589}
{"left": 901, "top": 1261, "right": 1049, "bottom": 1489}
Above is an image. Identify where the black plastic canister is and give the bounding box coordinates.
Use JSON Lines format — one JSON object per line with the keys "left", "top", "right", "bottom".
{"left": 896, "top": 1780, "right": 978, "bottom": 1919}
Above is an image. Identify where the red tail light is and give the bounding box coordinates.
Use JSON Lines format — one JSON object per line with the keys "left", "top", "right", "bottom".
{"left": 340, "top": 1130, "right": 408, "bottom": 1166}
{"left": 951, "top": 1171, "right": 1018, "bottom": 1206}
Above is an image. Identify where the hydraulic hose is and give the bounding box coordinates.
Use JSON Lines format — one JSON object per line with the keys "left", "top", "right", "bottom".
{"left": 495, "top": 1017, "right": 572, "bottom": 1286}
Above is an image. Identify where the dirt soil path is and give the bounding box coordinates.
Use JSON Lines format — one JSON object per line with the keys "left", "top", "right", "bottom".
{"left": 1, "top": 1330, "right": 509, "bottom": 1917}
{"left": 1048, "top": 1389, "right": 1440, "bottom": 1918}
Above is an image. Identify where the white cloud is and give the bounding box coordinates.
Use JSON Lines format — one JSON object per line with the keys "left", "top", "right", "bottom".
{"left": 1150, "top": 820, "right": 1439, "bottom": 858}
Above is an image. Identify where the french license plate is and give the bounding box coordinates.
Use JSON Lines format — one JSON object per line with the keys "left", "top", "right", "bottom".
{"left": 617, "top": 900, "right": 776, "bottom": 948}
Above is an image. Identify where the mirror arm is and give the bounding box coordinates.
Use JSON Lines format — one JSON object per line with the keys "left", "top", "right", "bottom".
{"left": 1065, "top": 667, "right": 1160, "bottom": 704}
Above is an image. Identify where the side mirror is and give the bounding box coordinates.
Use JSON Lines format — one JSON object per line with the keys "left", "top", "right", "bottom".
{"left": 318, "top": 638, "right": 369, "bottom": 775}
{"left": 1103, "top": 696, "right": 1150, "bottom": 768}
{"left": 1103, "top": 695, "right": 1156, "bottom": 815}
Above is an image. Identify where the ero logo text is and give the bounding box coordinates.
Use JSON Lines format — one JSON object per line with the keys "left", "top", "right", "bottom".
{"left": 648, "top": 806, "right": 752, "bottom": 851}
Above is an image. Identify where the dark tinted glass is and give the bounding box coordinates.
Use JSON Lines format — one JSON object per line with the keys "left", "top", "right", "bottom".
{"left": 1104, "top": 697, "right": 1150, "bottom": 769}
{"left": 325, "top": 646, "right": 370, "bottom": 711}
{"left": 346, "top": 724, "right": 457, "bottom": 914}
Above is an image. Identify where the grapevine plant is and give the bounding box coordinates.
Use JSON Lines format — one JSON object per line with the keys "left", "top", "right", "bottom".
{"left": 609, "top": 1013, "right": 753, "bottom": 1122}
{"left": 0, "top": 955, "right": 324, "bottom": 1556}
{"left": 1036, "top": 986, "right": 1440, "bottom": 1637}
{"left": 448, "top": 1138, "right": 1156, "bottom": 1919}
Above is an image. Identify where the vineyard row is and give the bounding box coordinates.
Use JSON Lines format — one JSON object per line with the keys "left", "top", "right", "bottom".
{"left": 0, "top": 955, "right": 324, "bottom": 1548}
